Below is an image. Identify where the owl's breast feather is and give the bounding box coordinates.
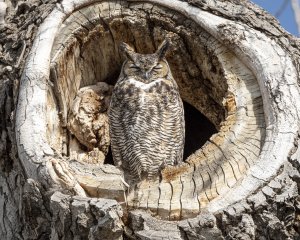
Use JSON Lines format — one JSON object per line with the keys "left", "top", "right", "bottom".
{"left": 126, "top": 78, "right": 164, "bottom": 90}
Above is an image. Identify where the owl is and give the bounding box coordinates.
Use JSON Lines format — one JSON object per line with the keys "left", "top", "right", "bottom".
{"left": 109, "top": 39, "right": 185, "bottom": 183}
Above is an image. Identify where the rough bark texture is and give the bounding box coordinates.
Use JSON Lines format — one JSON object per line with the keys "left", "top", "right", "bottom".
{"left": 1, "top": 0, "right": 300, "bottom": 239}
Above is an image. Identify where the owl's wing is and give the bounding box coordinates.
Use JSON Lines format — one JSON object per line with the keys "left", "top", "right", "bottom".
{"left": 149, "top": 90, "right": 185, "bottom": 167}
{"left": 108, "top": 91, "right": 125, "bottom": 168}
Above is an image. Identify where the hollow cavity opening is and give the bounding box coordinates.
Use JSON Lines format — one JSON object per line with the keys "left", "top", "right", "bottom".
{"left": 49, "top": 4, "right": 228, "bottom": 164}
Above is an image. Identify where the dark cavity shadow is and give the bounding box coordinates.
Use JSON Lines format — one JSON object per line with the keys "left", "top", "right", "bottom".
{"left": 183, "top": 101, "right": 217, "bottom": 160}
{"left": 104, "top": 146, "right": 114, "bottom": 165}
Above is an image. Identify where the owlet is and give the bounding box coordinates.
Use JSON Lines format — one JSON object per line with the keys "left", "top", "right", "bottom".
{"left": 109, "top": 39, "right": 185, "bottom": 182}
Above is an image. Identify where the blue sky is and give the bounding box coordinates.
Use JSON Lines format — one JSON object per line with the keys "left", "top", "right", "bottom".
{"left": 251, "top": 0, "right": 298, "bottom": 36}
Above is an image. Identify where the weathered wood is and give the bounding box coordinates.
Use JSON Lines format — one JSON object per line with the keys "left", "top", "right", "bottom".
{"left": 15, "top": 0, "right": 299, "bottom": 218}
{"left": 0, "top": 1, "right": 6, "bottom": 25}
{"left": 1, "top": 0, "right": 300, "bottom": 239}
{"left": 67, "top": 82, "right": 112, "bottom": 164}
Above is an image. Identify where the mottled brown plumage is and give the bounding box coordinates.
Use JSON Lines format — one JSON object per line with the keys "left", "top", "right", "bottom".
{"left": 109, "top": 39, "right": 185, "bottom": 182}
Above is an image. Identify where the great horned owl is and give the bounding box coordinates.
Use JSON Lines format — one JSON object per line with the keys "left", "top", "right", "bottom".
{"left": 109, "top": 39, "right": 185, "bottom": 182}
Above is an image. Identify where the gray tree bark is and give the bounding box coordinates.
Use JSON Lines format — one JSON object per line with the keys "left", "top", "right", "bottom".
{"left": 1, "top": 0, "right": 300, "bottom": 239}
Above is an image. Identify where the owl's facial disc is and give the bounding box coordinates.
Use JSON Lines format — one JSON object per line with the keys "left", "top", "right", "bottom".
{"left": 120, "top": 41, "right": 170, "bottom": 82}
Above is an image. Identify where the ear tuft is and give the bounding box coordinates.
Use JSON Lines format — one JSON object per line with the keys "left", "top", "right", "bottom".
{"left": 119, "top": 42, "right": 136, "bottom": 61}
{"left": 156, "top": 39, "right": 170, "bottom": 59}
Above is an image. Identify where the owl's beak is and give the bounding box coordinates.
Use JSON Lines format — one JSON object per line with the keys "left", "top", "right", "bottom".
{"left": 143, "top": 71, "right": 150, "bottom": 80}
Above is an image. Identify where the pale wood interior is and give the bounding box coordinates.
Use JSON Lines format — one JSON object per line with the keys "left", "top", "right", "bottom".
{"left": 47, "top": 1, "right": 265, "bottom": 220}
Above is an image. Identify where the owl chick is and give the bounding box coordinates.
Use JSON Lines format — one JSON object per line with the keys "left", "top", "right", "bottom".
{"left": 109, "top": 39, "right": 185, "bottom": 183}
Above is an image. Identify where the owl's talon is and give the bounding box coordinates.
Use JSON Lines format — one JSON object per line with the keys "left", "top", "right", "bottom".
{"left": 120, "top": 176, "right": 129, "bottom": 188}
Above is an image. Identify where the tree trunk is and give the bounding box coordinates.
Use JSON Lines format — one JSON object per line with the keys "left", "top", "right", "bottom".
{"left": 1, "top": 0, "right": 300, "bottom": 239}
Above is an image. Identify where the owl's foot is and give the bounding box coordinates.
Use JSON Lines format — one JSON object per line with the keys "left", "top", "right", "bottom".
{"left": 119, "top": 176, "right": 130, "bottom": 207}
{"left": 120, "top": 176, "right": 130, "bottom": 189}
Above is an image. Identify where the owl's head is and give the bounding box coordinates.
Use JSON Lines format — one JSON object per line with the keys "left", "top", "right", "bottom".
{"left": 120, "top": 39, "right": 170, "bottom": 82}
